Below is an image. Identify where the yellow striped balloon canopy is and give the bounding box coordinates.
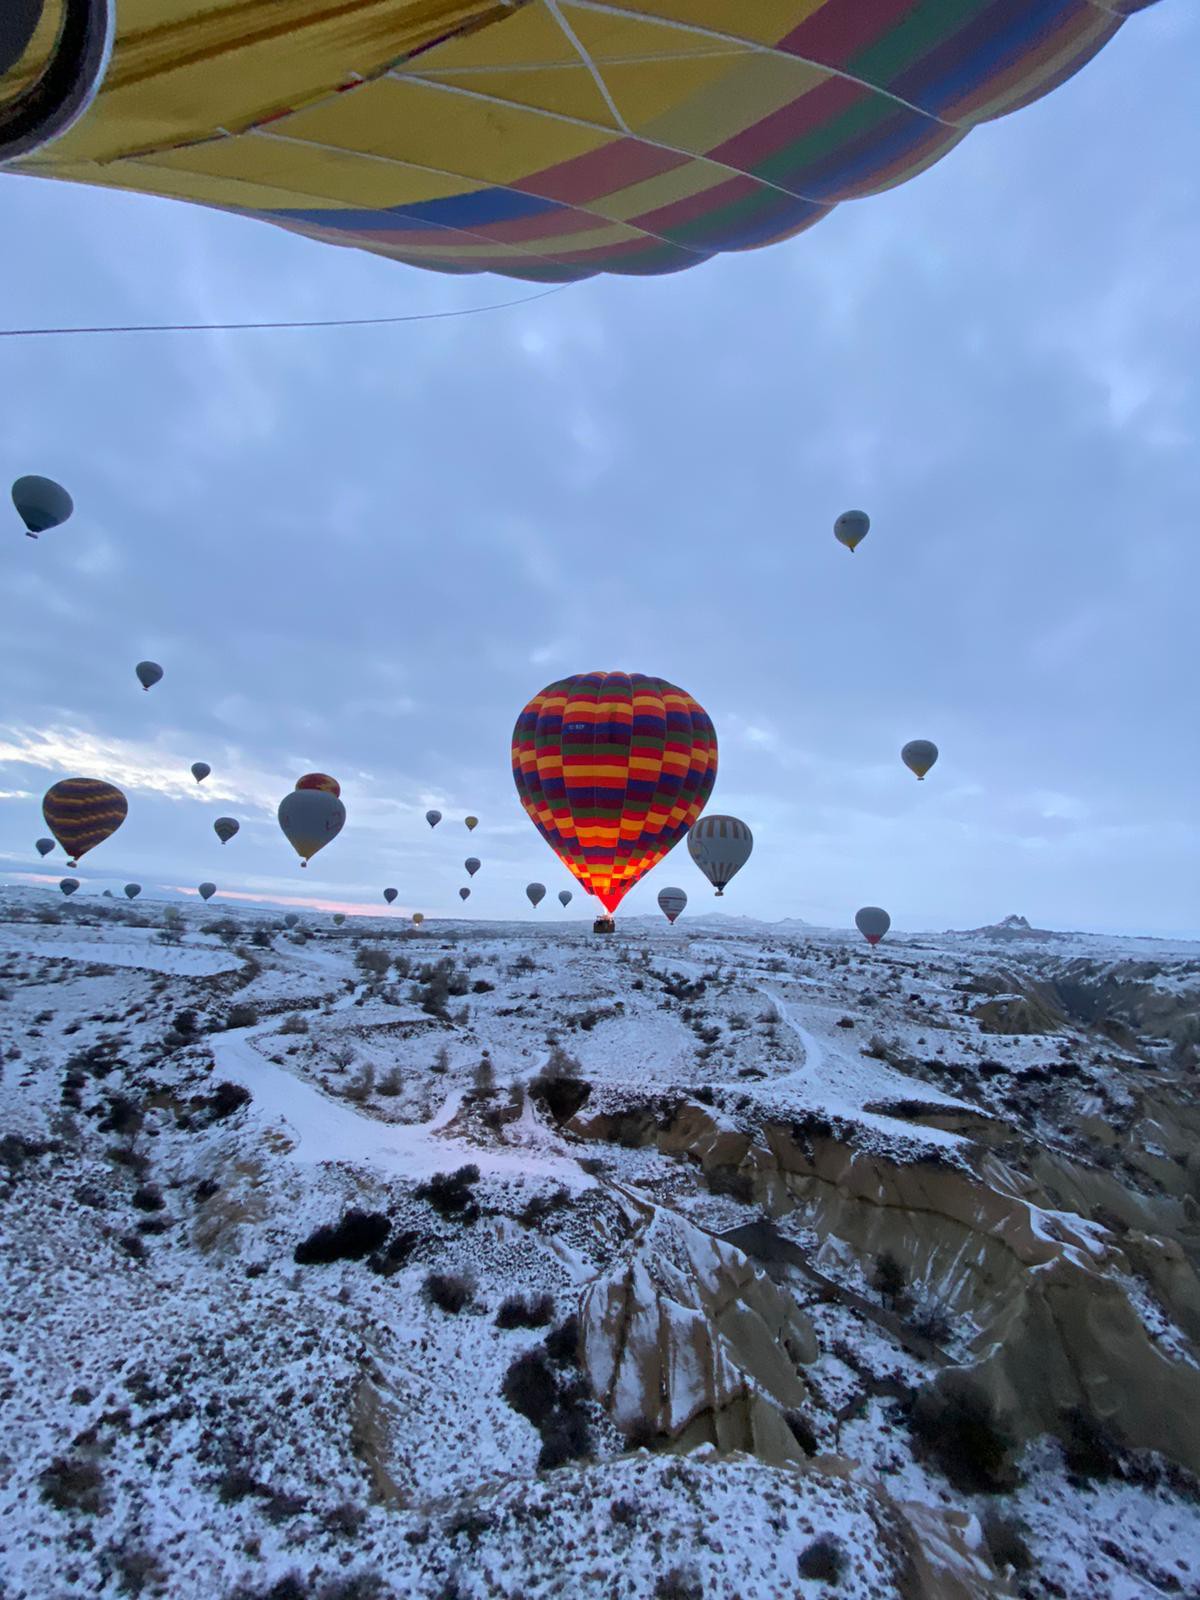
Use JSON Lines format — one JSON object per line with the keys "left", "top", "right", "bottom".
{"left": 42, "top": 777, "right": 128, "bottom": 866}
{"left": 2, "top": 1, "right": 1157, "bottom": 283}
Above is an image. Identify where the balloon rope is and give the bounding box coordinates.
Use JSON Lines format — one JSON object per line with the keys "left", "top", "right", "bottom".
{"left": 0, "top": 283, "right": 570, "bottom": 338}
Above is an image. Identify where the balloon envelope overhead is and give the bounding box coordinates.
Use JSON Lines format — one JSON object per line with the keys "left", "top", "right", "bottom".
{"left": 35, "top": 837, "right": 54, "bottom": 857}
{"left": 135, "top": 661, "right": 163, "bottom": 691}
{"left": 425, "top": 810, "right": 442, "bottom": 829}
{"left": 214, "top": 817, "right": 239, "bottom": 844}
{"left": 383, "top": 887, "right": 398, "bottom": 904}
{"left": 558, "top": 890, "right": 572, "bottom": 908}
{"left": 191, "top": 762, "right": 211, "bottom": 783}
{"left": 296, "top": 772, "right": 340, "bottom": 798}
{"left": 657, "top": 887, "right": 688, "bottom": 924}
{"left": 688, "top": 815, "right": 753, "bottom": 896}
{"left": 901, "top": 740, "right": 939, "bottom": 781}
{"left": 7, "top": 4, "right": 1154, "bottom": 283}
{"left": 198, "top": 882, "right": 217, "bottom": 901}
{"left": 42, "top": 778, "right": 128, "bottom": 865}
{"left": 12, "top": 475, "right": 72, "bottom": 537}
{"left": 834, "top": 510, "right": 870, "bottom": 553}
{"left": 464, "top": 858, "right": 480, "bottom": 877}
{"left": 464, "top": 816, "right": 478, "bottom": 832}
{"left": 277, "top": 788, "right": 345, "bottom": 865}
{"left": 526, "top": 883, "right": 546, "bottom": 908}
{"left": 512, "top": 672, "right": 717, "bottom": 915}
{"left": 855, "top": 906, "right": 891, "bottom": 946}
{"left": 124, "top": 884, "right": 141, "bottom": 900}
{"left": 59, "top": 877, "right": 79, "bottom": 896}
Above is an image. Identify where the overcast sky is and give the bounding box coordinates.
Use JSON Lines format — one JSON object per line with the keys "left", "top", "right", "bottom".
{"left": 1, "top": 3, "right": 1196, "bottom": 938}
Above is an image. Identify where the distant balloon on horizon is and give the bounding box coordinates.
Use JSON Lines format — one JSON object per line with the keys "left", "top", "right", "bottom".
{"left": 459, "top": 887, "right": 470, "bottom": 901}
{"left": 657, "top": 886, "right": 687, "bottom": 924}
{"left": 558, "top": 889, "right": 572, "bottom": 908}
{"left": 383, "top": 887, "right": 398, "bottom": 905}
{"left": 59, "top": 877, "right": 79, "bottom": 896}
{"left": 35, "top": 838, "right": 54, "bottom": 858}
{"left": 425, "top": 810, "right": 442, "bottom": 829}
{"left": 198, "top": 882, "right": 217, "bottom": 902}
{"left": 526, "top": 882, "right": 546, "bottom": 909}
{"left": 855, "top": 906, "right": 891, "bottom": 946}
{"left": 688, "top": 815, "right": 752, "bottom": 896}
{"left": 124, "top": 884, "right": 141, "bottom": 900}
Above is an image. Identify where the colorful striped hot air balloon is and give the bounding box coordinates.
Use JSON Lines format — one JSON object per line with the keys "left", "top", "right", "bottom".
{"left": 3, "top": 3, "right": 1156, "bottom": 282}
{"left": 42, "top": 778, "right": 128, "bottom": 867}
{"left": 512, "top": 672, "right": 716, "bottom": 917}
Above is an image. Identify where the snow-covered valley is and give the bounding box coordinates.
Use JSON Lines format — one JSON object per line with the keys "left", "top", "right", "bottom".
{"left": 2, "top": 889, "right": 1198, "bottom": 1599}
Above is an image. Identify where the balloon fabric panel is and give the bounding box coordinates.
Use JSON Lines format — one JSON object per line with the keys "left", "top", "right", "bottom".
{"left": 6, "top": 1, "right": 1155, "bottom": 282}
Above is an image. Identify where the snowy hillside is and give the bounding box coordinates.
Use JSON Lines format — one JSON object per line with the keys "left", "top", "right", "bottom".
{"left": 2, "top": 888, "right": 1198, "bottom": 1600}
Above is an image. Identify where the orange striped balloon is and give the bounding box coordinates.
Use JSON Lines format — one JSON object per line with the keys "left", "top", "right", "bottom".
{"left": 42, "top": 778, "right": 128, "bottom": 866}
{"left": 512, "top": 672, "right": 716, "bottom": 916}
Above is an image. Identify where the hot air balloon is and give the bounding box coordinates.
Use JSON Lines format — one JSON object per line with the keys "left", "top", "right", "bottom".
{"left": 124, "top": 884, "right": 141, "bottom": 900}
{"left": 135, "top": 661, "right": 163, "bottom": 692}
{"left": 12, "top": 475, "right": 72, "bottom": 539}
{"left": 855, "top": 906, "right": 891, "bottom": 947}
{"left": 834, "top": 510, "right": 870, "bottom": 554}
{"left": 5, "top": 5, "right": 1155, "bottom": 282}
{"left": 198, "top": 882, "right": 217, "bottom": 902}
{"left": 214, "top": 817, "right": 239, "bottom": 844}
{"left": 102, "top": 889, "right": 114, "bottom": 898}
{"left": 284, "top": 913, "right": 300, "bottom": 929}
{"left": 464, "top": 858, "right": 480, "bottom": 877}
{"left": 35, "top": 838, "right": 54, "bottom": 858}
{"left": 383, "top": 887, "right": 398, "bottom": 905}
{"left": 42, "top": 778, "right": 128, "bottom": 866}
{"left": 658, "top": 887, "right": 687, "bottom": 925}
{"left": 296, "top": 772, "right": 340, "bottom": 797}
{"left": 526, "top": 883, "right": 546, "bottom": 909}
{"left": 558, "top": 890, "right": 572, "bottom": 908}
{"left": 59, "top": 877, "right": 79, "bottom": 896}
{"left": 412, "top": 912, "right": 425, "bottom": 927}
{"left": 459, "top": 887, "right": 470, "bottom": 902}
{"left": 332, "top": 913, "right": 346, "bottom": 926}
{"left": 513, "top": 672, "right": 716, "bottom": 918}
{"left": 464, "top": 816, "right": 478, "bottom": 832}
{"left": 191, "top": 762, "right": 211, "bottom": 784}
{"left": 688, "top": 816, "right": 753, "bottom": 897}
{"left": 425, "top": 810, "right": 442, "bottom": 829}
{"left": 277, "top": 788, "right": 345, "bottom": 866}
{"left": 901, "top": 740, "right": 939, "bottom": 781}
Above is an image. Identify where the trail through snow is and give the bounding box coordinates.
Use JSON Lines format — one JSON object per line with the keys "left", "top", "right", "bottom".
{"left": 211, "top": 1023, "right": 590, "bottom": 1188}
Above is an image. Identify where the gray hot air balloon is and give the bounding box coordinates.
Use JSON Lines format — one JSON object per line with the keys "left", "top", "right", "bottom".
{"left": 383, "top": 887, "right": 398, "bottom": 905}
{"left": 12, "top": 475, "right": 73, "bottom": 539}
{"left": 191, "top": 762, "right": 211, "bottom": 784}
{"left": 332, "top": 913, "right": 346, "bottom": 926}
{"left": 465, "top": 815, "right": 478, "bottom": 831}
{"left": 526, "top": 882, "right": 546, "bottom": 908}
{"left": 277, "top": 788, "right": 345, "bottom": 866}
{"left": 558, "top": 889, "right": 572, "bottom": 908}
{"left": 425, "top": 809, "right": 442, "bottom": 829}
{"left": 688, "top": 815, "right": 753, "bottom": 896}
{"left": 901, "top": 739, "right": 939, "bottom": 781}
{"left": 214, "top": 817, "right": 239, "bottom": 844}
{"left": 60, "top": 877, "right": 79, "bottom": 896}
{"left": 102, "top": 889, "right": 114, "bottom": 898}
{"left": 198, "top": 882, "right": 217, "bottom": 902}
{"left": 657, "top": 886, "right": 688, "bottom": 924}
{"left": 459, "top": 887, "right": 470, "bottom": 902}
{"left": 834, "top": 509, "right": 870, "bottom": 553}
{"left": 464, "top": 857, "right": 480, "bottom": 877}
{"left": 124, "top": 884, "right": 141, "bottom": 900}
{"left": 284, "top": 913, "right": 300, "bottom": 929}
{"left": 855, "top": 906, "right": 891, "bottom": 946}
{"left": 35, "top": 838, "right": 54, "bottom": 858}
{"left": 135, "top": 661, "right": 163, "bottom": 692}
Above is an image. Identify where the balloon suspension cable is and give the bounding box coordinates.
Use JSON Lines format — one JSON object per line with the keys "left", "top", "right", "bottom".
{"left": 0, "top": 285, "right": 569, "bottom": 340}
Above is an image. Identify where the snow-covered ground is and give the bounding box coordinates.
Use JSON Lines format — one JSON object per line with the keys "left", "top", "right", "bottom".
{"left": 1, "top": 888, "right": 1197, "bottom": 1599}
